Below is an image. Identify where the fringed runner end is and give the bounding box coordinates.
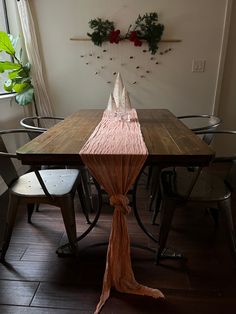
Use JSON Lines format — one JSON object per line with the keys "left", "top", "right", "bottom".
{"left": 94, "top": 290, "right": 110, "bottom": 314}
{"left": 94, "top": 284, "right": 165, "bottom": 314}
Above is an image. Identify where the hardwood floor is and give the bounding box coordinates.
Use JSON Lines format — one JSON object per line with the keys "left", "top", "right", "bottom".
{"left": 0, "top": 173, "right": 236, "bottom": 313}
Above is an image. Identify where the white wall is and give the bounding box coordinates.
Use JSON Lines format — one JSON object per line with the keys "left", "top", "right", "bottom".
{"left": 0, "top": 97, "right": 26, "bottom": 129}
{"left": 31, "top": 0, "right": 228, "bottom": 117}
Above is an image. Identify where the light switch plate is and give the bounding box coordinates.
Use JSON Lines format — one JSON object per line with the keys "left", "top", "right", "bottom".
{"left": 192, "top": 59, "right": 206, "bottom": 72}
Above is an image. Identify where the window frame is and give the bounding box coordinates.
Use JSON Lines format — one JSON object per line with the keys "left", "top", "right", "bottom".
{"left": 2, "top": 0, "right": 10, "bottom": 33}
{"left": 0, "top": 0, "right": 16, "bottom": 97}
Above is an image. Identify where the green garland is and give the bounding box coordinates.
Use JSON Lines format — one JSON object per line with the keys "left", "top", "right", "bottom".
{"left": 87, "top": 18, "right": 114, "bottom": 46}
{"left": 87, "top": 12, "right": 164, "bottom": 55}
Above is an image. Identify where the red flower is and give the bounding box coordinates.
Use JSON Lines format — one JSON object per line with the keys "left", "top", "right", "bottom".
{"left": 134, "top": 39, "right": 142, "bottom": 46}
{"left": 129, "top": 31, "right": 142, "bottom": 47}
{"left": 109, "top": 29, "right": 120, "bottom": 44}
{"left": 129, "top": 31, "right": 138, "bottom": 42}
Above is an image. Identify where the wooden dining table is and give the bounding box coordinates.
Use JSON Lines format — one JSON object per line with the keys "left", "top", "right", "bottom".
{"left": 17, "top": 109, "right": 214, "bottom": 167}
{"left": 16, "top": 108, "right": 214, "bottom": 313}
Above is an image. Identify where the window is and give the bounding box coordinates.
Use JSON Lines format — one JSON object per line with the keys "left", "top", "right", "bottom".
{"left": 0, "top": 0, "right": 12, "bottom": 95}
{"left": 0, "top": 0, "right": 9, "bottom": 32}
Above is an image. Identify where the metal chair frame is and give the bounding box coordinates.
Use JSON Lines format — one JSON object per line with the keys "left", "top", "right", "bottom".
{"left": 156, "top": 130, "right": 236, "bottom": 264}
{"left": 177, "top": 114, "right": 222, "bottom": 131}
{"left": 0, "top": 129, "right": 101, "bottom": 261}
{"left": 149, "top": 114, "right": 222, "bottom": 218}
{"left": 20, "top": 115, "right": 94, "bottom": 217}
{"left": 20, "top": 116, "right": 64, "bottom": 132}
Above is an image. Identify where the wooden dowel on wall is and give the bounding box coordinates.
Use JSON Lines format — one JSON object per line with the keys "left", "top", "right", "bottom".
{"left": 70, "top": 37, "right": 182, "bottom": 43}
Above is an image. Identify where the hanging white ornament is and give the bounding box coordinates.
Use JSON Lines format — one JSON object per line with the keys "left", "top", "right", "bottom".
{"left": 113, "top": 72, "right": 124, "bottom": 109}
{"left": 106, "top": 93, "right": 116, "bottom": 111}
{"left": 121, "top": 87, "right": 132, "bottom": 111}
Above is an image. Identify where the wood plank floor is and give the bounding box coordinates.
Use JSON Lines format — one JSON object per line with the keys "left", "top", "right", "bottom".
{"left": 0, "top": 172, "right": 236, "bottom": 313}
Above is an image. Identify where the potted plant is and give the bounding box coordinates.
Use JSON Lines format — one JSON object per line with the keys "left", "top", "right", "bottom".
{"left": 0, "top": 31, "right": 34, "bottom": 105}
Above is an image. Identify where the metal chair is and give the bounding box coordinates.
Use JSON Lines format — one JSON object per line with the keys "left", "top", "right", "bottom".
{"left": 20, "top": 115, "right": 94, "bottom": 221}
{"left": 150, "top": 114, "right": 222, "bottom": 223}
{"left": 156, "top": 130, "right": 236, "bottom": 264}
{"left": 0, "top": 129, "right": 89, "bottom": 261}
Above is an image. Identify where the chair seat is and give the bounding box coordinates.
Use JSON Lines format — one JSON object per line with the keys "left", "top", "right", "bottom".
{"left": 12, "top": 169, "right": 79, "bottom": 196}
{"left": 172, "top": 168, "right": 231, "bottom": 202}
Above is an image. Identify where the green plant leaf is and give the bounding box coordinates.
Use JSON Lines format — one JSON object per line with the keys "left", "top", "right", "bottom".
{"left": 0, "top": 61, "right": 21, "bottom": 71}
{"left": 13, "top": 82, "right": 30, "bottom": 93}
{"left": 8, "top": 67, "right": 30, "bottom": 79}
{"left": 8, "top": 34, "right": 19, "bottom": 50}
{"left": 88, "top": 18, "right": 114, "bottom": 46}
{"left": 24, "top": 62, "right": 31, "bottom": 71}
{"left": 15, "top": 86, "right": 34, "bottom": 105}
{"left": 3, "top": 79, "right": 13, "bottom": 92}
{"left": 12, "top": 77, "right": 31, "bottom": 85}
{"left": 8, "top": 70, "right": 19, "bottom": 79}
{"left": 21, "top": 64, "right": 31, "bottom": 76}
{"left": 0, "top": 31, "right": 15, "bottom": 55}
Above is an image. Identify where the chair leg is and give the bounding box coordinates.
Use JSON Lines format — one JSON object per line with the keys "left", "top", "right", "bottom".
{"left": 27, "top": 203, "right": 35, "bottom": 223}
{"left": 77, "top": 176, "right": 91, "bottom": 224}
{"left": 0, "top": 194, "right": 19, "bottom": 261}
{"left": 59, "top": 197, "right": 78, "bottom": 255}
{"left": 218, "top": 198, "right": 236, "bottom": 261}
{"left": 146, "top": 165, "right": 153, "bottom": 189}
{"left": 80, "top": 167, "right": 93, "bottom": 213}
{"left": 209, "top": 207, "right": 220, "bottom": 225}
{"left": 148, "top": 166, "right": 161, "bottom": 212}
{"left": 152, "top": 189, "right": 162, "bottom": 225}
{"left": 156, "top": 198, "right": 176, "bottom": 264}
{"left": 35, "top": 204, "right": 40, "bottom": 212}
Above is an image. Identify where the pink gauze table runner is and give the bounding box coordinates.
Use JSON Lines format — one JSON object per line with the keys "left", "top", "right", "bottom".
{"left": 79, "top": 109, "right": 164, "bottom": 313}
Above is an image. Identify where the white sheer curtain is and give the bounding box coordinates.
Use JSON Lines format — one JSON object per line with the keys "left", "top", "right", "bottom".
{"left": 16, "top": 0, "right": 54, "bottom": 116}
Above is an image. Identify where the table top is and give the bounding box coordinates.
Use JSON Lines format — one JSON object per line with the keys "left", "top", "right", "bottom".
{"left": 16, "top": 109, "right": 214, "bottom": 167}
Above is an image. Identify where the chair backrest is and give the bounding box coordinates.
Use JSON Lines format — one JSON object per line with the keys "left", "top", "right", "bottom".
{"left": 161, "top": 166, "right": 203, "bottom": 200}
{"left": 178, "top": 114, "right": 221, "bottom": 131}
{"left": 0, "top": 129, "right": 43, "bottom": 187}
{"left": 197, "top": 130, "right": 236, "bottom": 191}
{"left": 20, "top": 116, "right": 64, "bottom": 131}
{"left": 162, "top": 130, "right": 236, "bottom": 200}
{"left": 0, "top": 135, "right": 18, "bottom": 187}
{"left": 20, "top": 116, "right": 64, "bottom": 139}
{"left": 178, "top": 114, "right": 222, "bottom": 144}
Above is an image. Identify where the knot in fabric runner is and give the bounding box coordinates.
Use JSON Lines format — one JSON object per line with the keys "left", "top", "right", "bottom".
{"left": 110, "top": 194, "right": 131, "bottom": 214}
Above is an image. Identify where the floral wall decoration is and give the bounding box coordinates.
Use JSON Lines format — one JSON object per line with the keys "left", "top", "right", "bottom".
{"left": 70, "top": 12, "right": 181, "bottom": 86}
{"left": 87, "top": 13, "right": 165, "bottom": 55}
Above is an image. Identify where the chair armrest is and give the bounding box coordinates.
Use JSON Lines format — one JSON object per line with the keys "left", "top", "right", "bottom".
{"left": 0, "top": 129, "right": 44, "bottom": 158}
{"left": 0, "top": 129, "right": 44, "bottom": 136}
{"left": 20, "top": 116, "right": 64, "bottom": 131}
